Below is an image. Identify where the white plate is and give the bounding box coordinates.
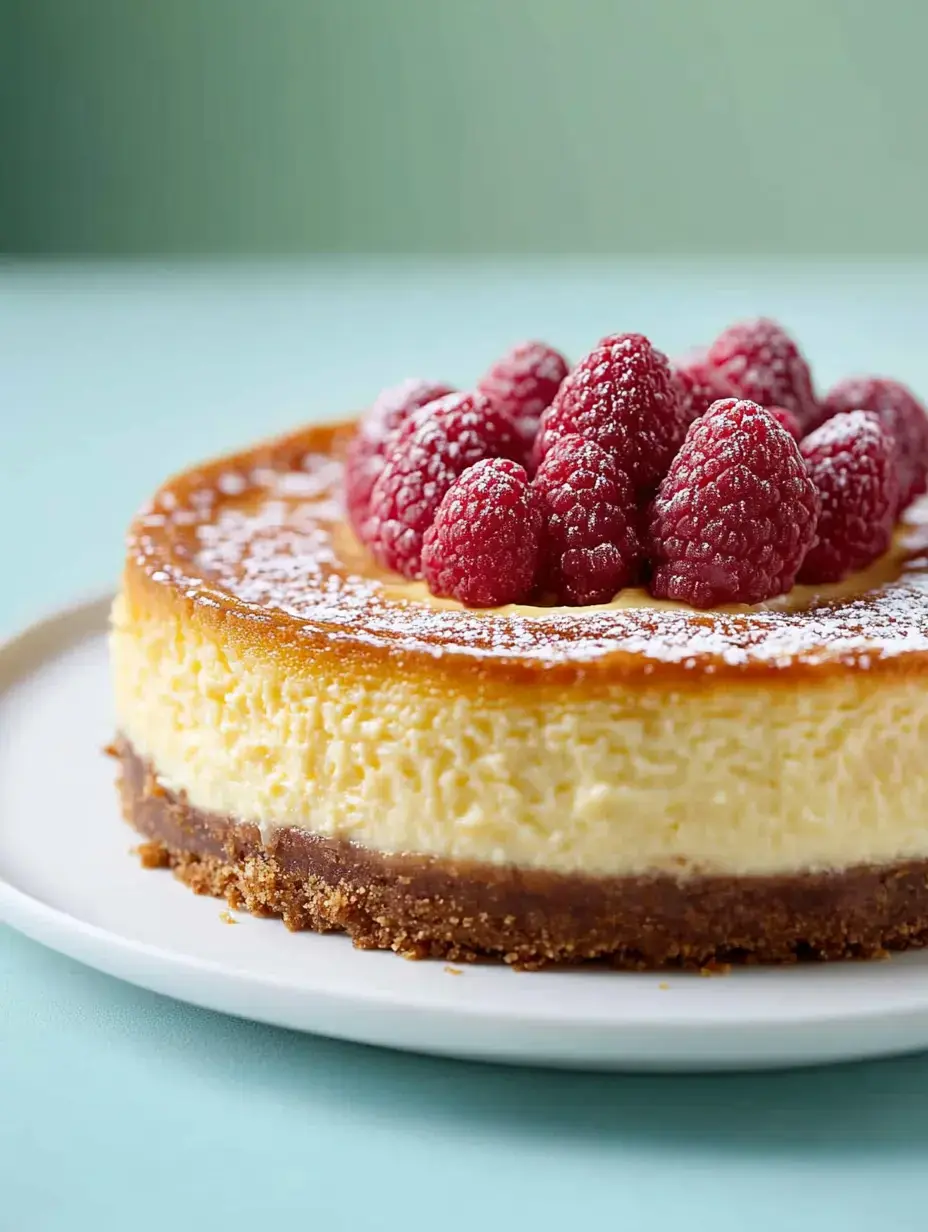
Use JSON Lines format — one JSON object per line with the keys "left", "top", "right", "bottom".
{"left": 4, "top": 598, "right": 928, "bottom": 1072}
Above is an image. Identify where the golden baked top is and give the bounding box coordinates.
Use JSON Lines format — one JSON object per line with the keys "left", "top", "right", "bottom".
{"left": 124, "top": 421, "right": 928, "bottom": 684}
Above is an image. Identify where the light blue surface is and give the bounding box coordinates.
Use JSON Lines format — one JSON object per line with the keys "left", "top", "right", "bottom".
{"left": 3, "top": 260, "right": 928, "bottom": 1231}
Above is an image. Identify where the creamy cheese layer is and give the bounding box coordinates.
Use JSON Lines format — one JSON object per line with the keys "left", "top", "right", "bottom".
{"left": 111, "top": 589, "right": 928, "bottom": 878}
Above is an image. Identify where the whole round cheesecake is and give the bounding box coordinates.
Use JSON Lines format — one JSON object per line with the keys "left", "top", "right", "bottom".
{"left": 111, "top": 417, "right": 928, "bottom": 968}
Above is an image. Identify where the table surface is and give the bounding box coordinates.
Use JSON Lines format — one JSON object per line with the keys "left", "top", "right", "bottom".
{"left": 3, "top": 259, "right": 928, "bottom": 1232}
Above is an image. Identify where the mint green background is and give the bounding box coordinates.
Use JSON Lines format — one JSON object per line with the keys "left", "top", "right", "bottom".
{"left": 5, "top": 0, "right": 928, "bottom": 254}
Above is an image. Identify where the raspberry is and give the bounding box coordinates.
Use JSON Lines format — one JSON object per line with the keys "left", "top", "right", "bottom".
{"left": 477, "top": 341, "right": 569, "bottom": 467}
{"left": 367, "top": 391, "right": 520, "bottom": 578}
{"left": 536, "top": 333, "right": 688, "bottom": 497}
{"left": 766, "top": 406, "right": 803, "bottom": 442}
{"left": 648, "top": 400, "right": 820, "bottom": 608}
{"left": 818, "top": 377, "right": 928, "bottom": 512}
{"left": 532, "top": 435, "right": 640, "bottom": 605}
{"left": 345, "top": 378, "right": 454, "bottom": 535}
{"left": 421, "top": 459, "right": 542, "bottom": 606}
{"left": 673, "top": 355, "right": 737, "bottom": 425}
{"left": 798, "top": 411, "right": 898, "bottom": 584}
{"left": 705, "top": 318, "right": 819, "bottom": 431}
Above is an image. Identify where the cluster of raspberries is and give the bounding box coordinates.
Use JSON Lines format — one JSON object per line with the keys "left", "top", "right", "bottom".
{"left": 345, "top": 321, "right": 928, "bottom": 608}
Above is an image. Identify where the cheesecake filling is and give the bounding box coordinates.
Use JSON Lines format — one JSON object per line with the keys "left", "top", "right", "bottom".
{"left": 111, "top": 588, "right": 928, "bottom": 879}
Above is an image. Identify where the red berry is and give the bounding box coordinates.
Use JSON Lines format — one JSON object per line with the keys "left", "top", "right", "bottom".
{"left": 766, "top": 406, "right": 803, "bottom": 442}
{"left": 477, "top": 341, "right": 569, "bottom": 467}
{"left": 532, "top": 435, "right": 640, "bottom": 605}
{"left": 705, "top": 318, "right": 819, "bottom": 431}
{"left": 536, "top": 333, "right": 688, "bottom": 498}
{"left": 798, "top": 411, "right": 898, "bottom": 584}
{"left": 818, "top": 377, "right": 928, "bottom": 512}
{"left": 648, "top": 400, "right": 820, "bottom": 608}
{"left": 367, "top": 391, "right": 520, "bottom": 578}
{"left": 345, "top": 378, "right": 454, "bottom": 535}
{"left": 673, "top": 355, "right": 737, "bottom": 425}
{"left": 421, "top": 459, "right": 542, "bottom": 606}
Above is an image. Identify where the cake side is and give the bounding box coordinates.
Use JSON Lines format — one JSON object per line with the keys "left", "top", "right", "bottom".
{"left": 115, "top": 740, "right": 928, "bottom": 969}
{"left": 112, "top": 575, "right": 928, "bottom": 880}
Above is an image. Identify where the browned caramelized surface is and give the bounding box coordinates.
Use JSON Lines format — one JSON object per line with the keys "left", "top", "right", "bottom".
{"left": 124, "top": 420, "right": 928, "bottom": 686}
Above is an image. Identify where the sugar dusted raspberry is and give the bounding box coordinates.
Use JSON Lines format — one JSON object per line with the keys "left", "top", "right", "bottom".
{"left": 673, "top": 355, "right": 737, "bottom": 425}
{"left": 532, "top": 435, "right": 640, "bottom": 605}
{"left": 367, "top": 391, "right": 520, "bottom": 578}
{"left": 477, "top": 341, "right": 569, "bottom": 466}
{"left": 478, "top": 340, "right": 568, "bottom": 420}
{"left": 705, "top": 318, "right": 819, "bottom": 431}
{"left": 421, "top": 459, "right": 542, "bottom": 606}
{"left": 345, "top": 378, "right": 454, "bottom": 535}
{"left": 798, "top": 411, "right": 898, "bottom": 584}
{"left": 536, "top": 333, "right": 687, "bottom": 497}
{"left": 818, "top": 377, "right": 928, "bottom": 512}
{"left": 648, "top": 399, "right": 820, "bottom": 608}
{"left": 766, "top": 406, "right": 803, "bottom": 442}
{"left": 366, "top": 377, "right": 456, "bottom": 445}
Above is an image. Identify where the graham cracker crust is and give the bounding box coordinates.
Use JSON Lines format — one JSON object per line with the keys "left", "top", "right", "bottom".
{"left": 114, "top": 739, "right": 928, "bottom": 969}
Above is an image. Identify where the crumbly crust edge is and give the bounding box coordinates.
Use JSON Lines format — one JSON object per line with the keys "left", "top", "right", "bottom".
{"left": 114, "top": 739, "right": 928, "bottom": 970}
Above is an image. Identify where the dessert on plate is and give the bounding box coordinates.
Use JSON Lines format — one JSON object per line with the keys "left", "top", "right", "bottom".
{"left": 110, "top": 320, "right": 928, "bottom": 968}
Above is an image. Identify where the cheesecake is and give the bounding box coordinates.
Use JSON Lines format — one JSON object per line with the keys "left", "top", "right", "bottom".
{"left": 111, "top": 416, "right": 928, "bottom": 968}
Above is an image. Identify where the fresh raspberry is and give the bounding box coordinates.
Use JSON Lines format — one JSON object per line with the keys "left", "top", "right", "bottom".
{"left": 673, "top": 355, "right": 737, "bottom": 425}
{"left": 535, "top": 333, "right": 687, "bottom": 497}
{"left": 532, "top": 435, "right": 640, "bottom": 605}
{"left": 345, "top": 378, "right": 454, "bottom": 535}
{"left": 477, "top": 341, "right": 569, "bottom": 467}
{"left": 421, "top": 459, "right": 542, "bottom": 606}
{"left": 818, "top": 377, "right": 928, "bottom": 512}
{"left": 705, "top": 318, "right": 819, "bottom": 431}
{"left": 648, "top": 400, "right": 820, "bottom": 608}
{"left": 798, "top": 412, "right": 898, "bottom": 584}
{"left": 766, "top": 406, "right": 803, "bottom": 442}
{"left": 478, "top": 340, "right": 568, "bottom": 420}
{"left": 367, "top": 391, "right": 520, "bottom": 578}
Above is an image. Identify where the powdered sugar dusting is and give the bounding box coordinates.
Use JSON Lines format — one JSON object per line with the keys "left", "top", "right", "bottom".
{"left": 130, "top": 431, "right": 928, "bottom": 674}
